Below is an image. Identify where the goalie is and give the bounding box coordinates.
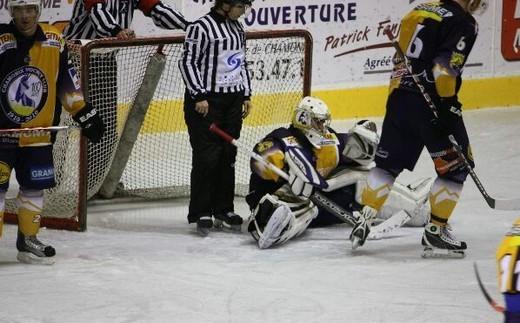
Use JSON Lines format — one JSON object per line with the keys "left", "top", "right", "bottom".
{"left": 245, "top": 96, "right": 432, "bottom": 249}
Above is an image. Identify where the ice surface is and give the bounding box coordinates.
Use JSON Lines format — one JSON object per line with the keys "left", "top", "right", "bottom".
{"left": 1, "top": 107, "right": 519, "bottom": 323}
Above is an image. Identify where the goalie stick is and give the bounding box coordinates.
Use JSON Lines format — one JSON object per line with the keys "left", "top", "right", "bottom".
{"left": 384, "top": 28, "right": 520, "bottom": 211}
{"left": 474, "top": 262, "right": 505, "bottom": 313}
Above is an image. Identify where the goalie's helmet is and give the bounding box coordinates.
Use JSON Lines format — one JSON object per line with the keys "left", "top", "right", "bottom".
{"left": 7, "top": 0, "right": 42, "bottom": 18}
{"left": 292, "top": 96, "right": 331, "bottom": 148}
{"left": 342, "top": 120, "right": 379, "bottom": 166}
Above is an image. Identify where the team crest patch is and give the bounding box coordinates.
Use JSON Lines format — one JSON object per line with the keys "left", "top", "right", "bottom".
{"left": 450, "top": 52, "right": 466, "bottom": 68}
{"left": 0, "top": 66, "right": 48, "bottom": 124}
{"left": 0, "top": 162, "right": 11, "bottom": 185}
{"left": 256, "top": 141, "right": 273, "bottom": 153}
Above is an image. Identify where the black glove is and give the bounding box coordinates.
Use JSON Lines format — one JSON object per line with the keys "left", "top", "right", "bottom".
{"left": 432, "top": 96, "right": 462, "bottom": 130}
{"left": 73, "top": 103, "right": 105, "bottom": 143}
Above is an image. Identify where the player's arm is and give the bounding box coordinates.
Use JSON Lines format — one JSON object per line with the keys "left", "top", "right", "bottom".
{"left": 179, "top": 22, "right": 208, "bottom": 102}
{"left": 138, "top": 0, "right": 189, "bottom": 31}
{"left": 432, "top": 18, "right": 478, "bottom": 98}
{"left": 251, "top": 139, "right": 286, "bottom": 182}
{"left": 84, "top": 0, "right": 123, "bottom": 37}
{"left": 57, "top": 40, "right": 105, "bottom": 142}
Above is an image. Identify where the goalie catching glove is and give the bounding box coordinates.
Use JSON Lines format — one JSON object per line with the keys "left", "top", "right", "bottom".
{"left": 73, "top": 103, "right": 105, "bottom": 143}
{"left": 285, "top": 147, "right": 328, "bottom": 198}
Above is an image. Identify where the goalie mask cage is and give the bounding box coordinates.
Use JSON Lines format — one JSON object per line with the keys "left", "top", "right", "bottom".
{"left": 3, "top": 29, "right": 312, "bottom": 231}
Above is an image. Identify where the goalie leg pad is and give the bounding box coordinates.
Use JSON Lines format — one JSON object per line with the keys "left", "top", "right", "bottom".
{"left": 377, "top": 178, "right": 433, "bottom": 227}
{"left": 249, "top": 191, "right": 318, "bottom": 248}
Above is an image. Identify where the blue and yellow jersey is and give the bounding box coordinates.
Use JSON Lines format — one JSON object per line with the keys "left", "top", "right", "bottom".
{"left": 390, "top": 0, "right": 478, "bottom": 99}
{"left": 0, "top": 22, "right": 86, "bottom": 146}
{"left": 497, "top": 218, "right": 520, "bottom": 313}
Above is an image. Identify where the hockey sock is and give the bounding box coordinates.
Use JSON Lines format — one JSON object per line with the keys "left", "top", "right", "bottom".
{"left": 429, "top": 177, "right": 463, "bottom": 225}
{"left": 361, "top": 167, "right": 396, "bottom": 211}
{"left": 16, "top": 190, "right": 44, "bottom": 236}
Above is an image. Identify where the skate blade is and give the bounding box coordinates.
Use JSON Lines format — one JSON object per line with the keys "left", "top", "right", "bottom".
{"left": 213, "top": 220, "right": 242, "bottom": 232}
{"left": 197, "top": 227, "right": 211, "bottom": 237}
{"left": 17, "top": 252, "right": 55, "bottom": 265}
{"left": 421, "top": 247, "right": 465, "bottom": 259}
{"left": 351, "top": 236, "right": 362, "bottom": 250}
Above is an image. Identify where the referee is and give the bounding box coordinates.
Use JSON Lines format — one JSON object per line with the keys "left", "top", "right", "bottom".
{"left": 179, "top": 0, "right": 253, "bottom": 236}
{"left": 63, "top": 0, "right": 188, "bottom": 40}
{"left": 63, "top": 0, "right": 188, "bottom": 198}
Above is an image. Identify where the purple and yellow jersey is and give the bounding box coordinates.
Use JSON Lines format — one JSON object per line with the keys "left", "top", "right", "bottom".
{"left": 497, "top": 218, "right": 520, "bottom": 313}
{"left": 389, "top": 0, "right": 478, "bottom": 98}
{"left": 251, "top": 127, "right": 341, "bottom": 182}
{"left": 0, "top": 22, "right": 86, "bottom": 146}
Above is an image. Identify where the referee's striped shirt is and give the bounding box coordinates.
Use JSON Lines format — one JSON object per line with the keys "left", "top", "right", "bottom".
{"left": 63, "top": 0, "right": 188, "bottom": 40}
{"left": 179, "top": 8, "right": 252, "bottom": 101}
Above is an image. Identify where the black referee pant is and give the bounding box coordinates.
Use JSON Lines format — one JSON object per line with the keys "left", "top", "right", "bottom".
{"left": 184, "top": 91, "right": 244, "bottom": 223}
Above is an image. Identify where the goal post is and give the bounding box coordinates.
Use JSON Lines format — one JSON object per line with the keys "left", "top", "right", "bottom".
{"left": 2, "top": 29, "right": 313, "bottom": 231}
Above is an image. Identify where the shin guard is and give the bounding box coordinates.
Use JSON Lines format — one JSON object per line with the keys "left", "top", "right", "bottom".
{"left": 16, "top": 190, "right": 44, "bottom": 236}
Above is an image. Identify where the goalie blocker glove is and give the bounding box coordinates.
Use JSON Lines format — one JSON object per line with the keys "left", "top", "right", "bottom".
{"left": 285, "top": 147, "right": 328, "bottom": 198}
{"left": 73, "top": 103, "right": 106, "bottom": 143}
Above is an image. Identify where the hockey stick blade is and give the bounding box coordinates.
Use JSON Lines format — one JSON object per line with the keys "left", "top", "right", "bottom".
{"left": 384, "top": 28, "right": 520, "bottom": 211}
{"left": 368, "top": 210, "right": 411, "bottom": 240}
{"left": 473, "top": 262, "right": 505, "bottom": 313}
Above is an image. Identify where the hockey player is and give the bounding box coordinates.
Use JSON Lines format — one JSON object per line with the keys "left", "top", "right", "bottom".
{"left": 0, "top": 0, "right": 105, "bottom": 264}
{"left": 356, "top": 0, "right": 487, "bottom": 257}
{"left": 245, "top": 96, "right": 431, "bottom": 249}
{"left": 496, "top": 218, "right": 520, "bottom": 323}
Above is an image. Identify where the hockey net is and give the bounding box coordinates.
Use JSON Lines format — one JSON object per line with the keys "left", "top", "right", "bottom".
{"left": 3, "top": 30, "right": 312, "bottom": 231}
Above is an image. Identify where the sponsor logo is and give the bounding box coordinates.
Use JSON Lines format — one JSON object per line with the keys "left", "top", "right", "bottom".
{"left": 326, "top": 19, "right": 400, "bottom": 74}
{"left": 502, "top": 0, "right": 520, "bottom": 60}
{"left": 68, "top": 67, "right": 80, "bottom": 90}
{"left": 30, "top": 167, "right": 55, "bottom": 181}
{"left": 0, "top": 33, "right": 16, "bottom": 55}
{"left": 226, "top": 52, "right": 242, "bottom": 72}
{"left": 244, "top": 3, "right": 357, "bottom": 27}
{"left": 0, "top": 66, "right": 48, "bottom": 124}
{"left": 0, "top": 162, "right": 11, "bottom": 184}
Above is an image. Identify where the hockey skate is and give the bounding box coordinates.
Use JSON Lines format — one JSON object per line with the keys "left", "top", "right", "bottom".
{"left": 16, "top": 231, "right": 56, "bottom": 265}
{"left": 213, "top": 212, "right": 243, "bottom": 232}
{"left": 258, "top": 205, "right": 292, "bottom": 249}
{"left": 196, "top": 216, "right": 213, "bottom": 237}
{"left": 350, "top": 206, "right": 377, "bottom": 250}
{"left": 421, "top": 223, "right": 466, "bottom": 259}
